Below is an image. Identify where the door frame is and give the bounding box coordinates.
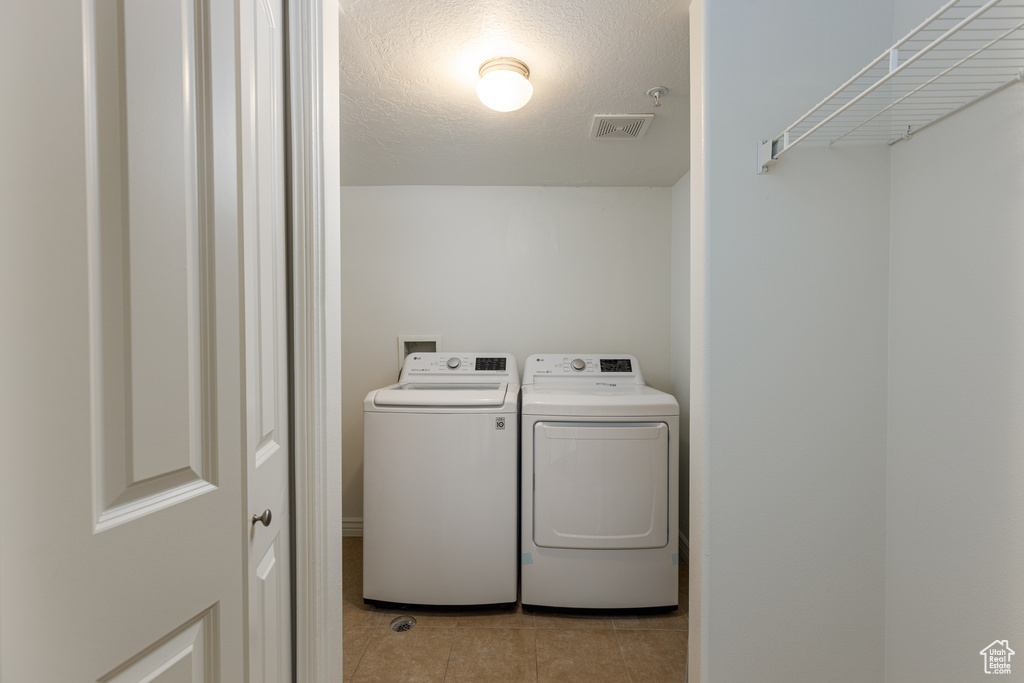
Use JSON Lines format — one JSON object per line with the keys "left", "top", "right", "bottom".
{"left": 287, "top": 1, "right": 342, "bottom": 681}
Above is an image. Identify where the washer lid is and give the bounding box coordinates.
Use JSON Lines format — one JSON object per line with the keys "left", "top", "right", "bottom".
{"left": 373, "top": 382, "right": 509, "bottom": 407}
{"left": 521, "top": 384, "right": 678, "bottom": 417}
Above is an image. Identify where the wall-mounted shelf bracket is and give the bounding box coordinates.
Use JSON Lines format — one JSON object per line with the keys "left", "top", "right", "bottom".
{"left": 758, "top": 0, "right": 1024, "bottom": 174}
{"left": 758, "top": 138, "right": 781, "bottom": 175}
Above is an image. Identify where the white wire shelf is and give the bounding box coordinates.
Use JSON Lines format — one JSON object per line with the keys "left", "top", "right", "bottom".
{"left": 758, "top": 0, "right": 1024, "bottom": 173}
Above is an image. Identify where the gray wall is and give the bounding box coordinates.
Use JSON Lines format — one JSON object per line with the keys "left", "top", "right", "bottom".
{"left": 691, "top": 0, "right": 1024, "bottom": 680}
{"left": 691, "top": 0, "right": 892, "bottom": 679}
{"left": 886, "top": 68, "right": 1024, "bottom": 682}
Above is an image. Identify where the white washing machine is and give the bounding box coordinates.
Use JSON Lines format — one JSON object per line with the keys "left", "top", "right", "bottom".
{"left": 520, "top": 354, "right": 679, "bottom": 612}
{"left": 363, "top": 352, "right": 519, "bottom": 609}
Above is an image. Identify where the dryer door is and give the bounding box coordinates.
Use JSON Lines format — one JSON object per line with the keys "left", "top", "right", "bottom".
{"left": 533, "top": 422, "right": 669, "bottom": 550}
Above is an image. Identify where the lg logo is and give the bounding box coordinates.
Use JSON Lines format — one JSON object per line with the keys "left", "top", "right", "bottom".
{"left": 495, "top": 417, "right": 505, "bottom": 430}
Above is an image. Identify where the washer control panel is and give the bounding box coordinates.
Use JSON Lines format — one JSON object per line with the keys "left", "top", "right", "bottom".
{"left": 400, "top": 353, "right": 516, "bottom": 380}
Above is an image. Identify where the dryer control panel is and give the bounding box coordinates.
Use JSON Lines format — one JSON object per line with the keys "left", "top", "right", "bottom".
{"left": 523, "top": 354, "right": 644, "bottom": 384}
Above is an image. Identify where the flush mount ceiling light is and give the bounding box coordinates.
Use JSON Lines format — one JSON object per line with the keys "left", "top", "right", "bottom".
{"left": 476, "top": 57, "right": 533, "bottom": 112}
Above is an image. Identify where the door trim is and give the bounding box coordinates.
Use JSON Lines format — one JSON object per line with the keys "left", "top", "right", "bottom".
{"left": 287, "top": 1, "right": 342, "bottom": 681}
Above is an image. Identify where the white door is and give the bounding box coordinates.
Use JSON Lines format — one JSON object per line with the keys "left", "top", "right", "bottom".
{"left": 240, "top": 0, "right": 292, "bottom": 679}
{"left": 0, "top": 0, "right": 287, "bottom": 680}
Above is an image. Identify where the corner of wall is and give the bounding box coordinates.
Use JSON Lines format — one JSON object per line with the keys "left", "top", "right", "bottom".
{"left": 687, "top": 1, "right": 707, "bottom": 681}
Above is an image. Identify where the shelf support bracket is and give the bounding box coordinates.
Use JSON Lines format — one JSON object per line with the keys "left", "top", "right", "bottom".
{"left": 758, "top": 138, "right": 780, "bottom": 174}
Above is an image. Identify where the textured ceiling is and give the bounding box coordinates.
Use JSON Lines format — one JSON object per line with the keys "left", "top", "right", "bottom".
{"left": 338, "top": 0, "right": 690, "bottom": 187}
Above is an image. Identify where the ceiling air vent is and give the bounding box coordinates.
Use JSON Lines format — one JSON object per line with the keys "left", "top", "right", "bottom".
{"left": 590, "top": 114, "right": 654, "bottom": 140}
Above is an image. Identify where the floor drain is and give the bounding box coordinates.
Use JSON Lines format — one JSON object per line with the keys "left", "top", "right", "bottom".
{"left": 390, "top": 616, "right": 416, "bottom": 633}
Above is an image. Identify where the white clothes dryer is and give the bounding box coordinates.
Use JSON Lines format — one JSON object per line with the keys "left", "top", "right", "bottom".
{"left": 363, "top": 352, "right": 519, "bottom": 609}
{"left": 520, "top": 354, "right": 679, "bottom": 612}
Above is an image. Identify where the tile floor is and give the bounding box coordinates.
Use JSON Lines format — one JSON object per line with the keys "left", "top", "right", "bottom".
{"left": 343, "top": 537, "right": 689, "bottom": 682}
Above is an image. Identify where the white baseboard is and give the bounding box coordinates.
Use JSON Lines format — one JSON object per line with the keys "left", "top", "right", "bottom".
{"left": 679, "top": 530, "right": 689, "bottom": 564}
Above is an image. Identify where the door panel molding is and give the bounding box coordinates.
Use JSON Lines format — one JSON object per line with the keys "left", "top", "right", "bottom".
{"left": 84, "top": 0, "right": 218, "bottom": 532}
{"left": 99, "top": 605, "right": 217, "bottom": 683}
{"left": 249, "top": 0, "right": 285, "bottom": 469}
{"left": 253, "top": 538, "right": 288, "bottom": 681}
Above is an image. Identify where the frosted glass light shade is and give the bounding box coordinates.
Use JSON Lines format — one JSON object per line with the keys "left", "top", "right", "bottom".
{"left": 477, "top": 57, "right": 533, "bottom": 112}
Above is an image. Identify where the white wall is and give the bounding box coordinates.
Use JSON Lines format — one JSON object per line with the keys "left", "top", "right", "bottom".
{"left": 670, "top": 173, "right": 691, "bottom": 549}
{"left": 340, "top": 185, "right": 674, "bottom": 521}
{"left": 692, "top": 0, "right": 892, "bottom": 680}
{"left": 886, "top": 81, "right": 1024, "bottom": 681}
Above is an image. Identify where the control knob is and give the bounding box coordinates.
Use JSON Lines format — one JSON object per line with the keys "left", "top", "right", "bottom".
{"left": 446, "top": 357, "right": 461, "bottom": 370}
{"left": 571, "top": 358, "right": 586, "bottom": 372}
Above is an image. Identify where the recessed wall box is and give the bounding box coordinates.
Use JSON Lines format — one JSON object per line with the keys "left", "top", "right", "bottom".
{"left": 397, "top": 335, "right": 441, "bottom": 372}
